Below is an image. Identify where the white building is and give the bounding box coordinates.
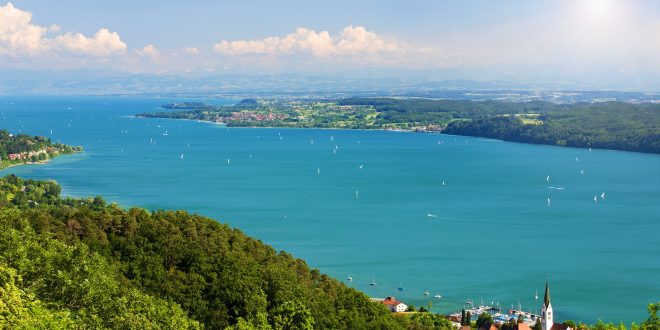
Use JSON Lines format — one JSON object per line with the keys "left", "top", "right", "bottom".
{"left": 371, "top": 296, "right": 408, "bottom": 313}
{"left": 541, "top": 282, "right": 571, "bottom": 330}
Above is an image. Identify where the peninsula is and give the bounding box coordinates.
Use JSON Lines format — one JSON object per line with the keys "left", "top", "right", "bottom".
{"left": 0, "top": 129, "right": 83, "bottom": 170}
{"left": 138, "top": 98, "right": 660, "bottom": 154}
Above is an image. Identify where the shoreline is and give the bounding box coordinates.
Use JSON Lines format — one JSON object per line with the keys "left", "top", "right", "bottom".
{"left": 0, "top": 151, "right": 83, "bottom": 171}
{"left": 135, "top": 115, "right": 659, "bottom": 155}
{"left": 0, "top": 160, "right": 49, "bottom": 170}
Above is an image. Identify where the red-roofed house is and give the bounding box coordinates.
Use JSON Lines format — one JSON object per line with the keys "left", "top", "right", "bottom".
{"left": 378, "top": 296, "right": 408, "bottom": 313}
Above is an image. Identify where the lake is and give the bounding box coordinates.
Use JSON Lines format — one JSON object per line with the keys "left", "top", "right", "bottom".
{"left": 1, "top": 95, "right": 658, "bottom": 323}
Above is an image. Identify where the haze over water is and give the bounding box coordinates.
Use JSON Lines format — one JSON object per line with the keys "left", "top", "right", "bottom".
{"left": 1, "top": 96, "right": 658, "bottom": 323}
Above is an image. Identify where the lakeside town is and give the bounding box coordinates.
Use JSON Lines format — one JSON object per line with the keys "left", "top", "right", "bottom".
{"left": 372, "top": 283, "right": 575, "bottom": 330}
{"left": 0, "top": 130, "right": 82, "bottom": 169}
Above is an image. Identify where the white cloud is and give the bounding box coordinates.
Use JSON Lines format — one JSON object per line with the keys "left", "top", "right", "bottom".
{"left": 0, "top": 2, "right": 126, "bottom": 57}
{"left": 55, "top": 28, "right": 126, "bottom": 57}
{"left": 137, "top": 44, "right": 159, "bottom": 58}
{"left": 0, "top": 2, "right": 47, "bottom": 55}
{"left": 48, "top": 24, "right": 61, "bottom": 33}
{"left": 214, "top": 25, "right": 400, "bottom": 57}
{"left": 185, "top": 47, "right": 199, "bottom": 55}
{"left": 335, "top": 26, "right": 399, "bottom": 54}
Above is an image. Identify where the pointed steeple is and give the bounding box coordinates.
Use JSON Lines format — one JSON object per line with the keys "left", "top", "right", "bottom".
{"left": 544, "top": 281, "right": 551, "bottom": 307}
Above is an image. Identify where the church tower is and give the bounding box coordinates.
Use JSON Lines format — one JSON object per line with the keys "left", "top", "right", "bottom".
{"left": 541, "top": 282, "right": 553, "bottom": 330}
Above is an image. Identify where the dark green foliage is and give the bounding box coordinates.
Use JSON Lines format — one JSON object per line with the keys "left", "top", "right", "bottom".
{"left": 502, "top": 317, "right": 519, "bottom": 330}
{"left": 534, "top": 320, "right": 543, "bottom": 330}
{"left": 395, "top": 312, "right": 455, "bottom": 330}
{"left": 443, "top": 102, "right": 660, "bottom": 153}
{"left": 641, "top": 302, "right": 660, "bottom": 330}
{"left": 0, "top": 208, "right": 201, "bottom": 329}
{"left": 238, "top": 99, "right": 259, "bottom": 106}
{"left": 476, "top": 312, "right": 494, "bottom": 329}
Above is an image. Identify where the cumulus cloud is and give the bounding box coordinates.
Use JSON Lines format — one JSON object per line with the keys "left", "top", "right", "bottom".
{"left": 0, "top": 2, "right": 47, "bottom": 55}
{"left": 48, "top": 24, "right": 61, "bottom": 33}
{"left": 137, "top": 44, "right": 159, "bottom": 58}
{"left": 185, "top": 47, "right": 199, "bottom": 55}
{"left": 55, "top": 28, "right": 126, "bottom": 57}
{"left": 214, "top": 25, "right": 400, "bottom": 57}
{"left": 0, "top": 2, "right": 126, "bottom": 57}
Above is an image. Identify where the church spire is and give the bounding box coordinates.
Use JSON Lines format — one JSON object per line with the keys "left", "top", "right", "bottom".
{"left": 544, "top": 281, "right": 551, "bottom": 307}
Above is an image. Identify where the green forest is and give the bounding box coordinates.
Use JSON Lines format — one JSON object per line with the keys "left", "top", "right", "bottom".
{"left": 442, "top": 103, "right": 660, "bottom": 153}
{"left": 141, "top": 98, "right": 660, "bottom": 154}
{"left": 0, "top": 175, "right": 658, "bottom": 329}
{"left": 0, "top": 175, "right": 454, "bottom": 329}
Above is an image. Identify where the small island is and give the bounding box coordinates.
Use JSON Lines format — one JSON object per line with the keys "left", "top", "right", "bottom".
{"left": 138, "top": 98, "right": 660, "bottom": 154}
{"left": 0, "top": 129, "right": 83, "bottom": 170}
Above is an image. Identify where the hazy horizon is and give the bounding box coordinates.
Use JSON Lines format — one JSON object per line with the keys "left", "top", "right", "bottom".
{"left": 1, "top": 1, "right": 659, "bottom": 91}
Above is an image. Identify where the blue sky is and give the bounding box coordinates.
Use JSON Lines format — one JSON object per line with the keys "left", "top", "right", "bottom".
{"left": 2, "top": 1, "right": 659, "bottom": 88}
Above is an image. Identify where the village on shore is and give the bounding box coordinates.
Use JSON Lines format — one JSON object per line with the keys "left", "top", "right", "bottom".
{"left": 372, "top": 282, "right": 572, "bottom": 330}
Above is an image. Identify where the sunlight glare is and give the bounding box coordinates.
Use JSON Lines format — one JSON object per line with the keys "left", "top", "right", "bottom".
{"left": 584, "top": 0, "right": 617, "bottom": 19}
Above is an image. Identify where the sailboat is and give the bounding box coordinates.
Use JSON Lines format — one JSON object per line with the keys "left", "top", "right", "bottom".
{"left": 162, "top": 130, "right": 169, "bottom": 136}
{"left": 535, "top": 289, "right": 539, "bottom": 300}
{"left": 355, "top": 190, "right": 359, "bottom": 198}
{"left": 180, "top": 153, "right": 184, "bottom": 160}
{"left": 346, "top": 274, "right": 353, "bottom": 281}
{"left": 317, "top": 168, "right": 320, "bottom": 175}
{"left": 547, "top": 198, "right": 551, "bottom": 207}
{"left": 359, "top": 164, "right": 363, "bottom": 169}
{"left": 600, "top": 192, "right": 605, "bottom": 199}
{"left": 424, "top": 290, "right": 430, "bottom": 296}
{"left": 580, "top": 168, "right": 585, "bottom": 175}
{"left": 442, "top": 180, "right": 446, "bottom": 186}
{"left": 227, "top": 158, "right": 230, "bottom": 165}
{"left": 398, "top": 283, "right": 404, "bottom": 291}
{"left": 434, "top": 294, "right": 442, "bottom": 299}
{"left": 546, "top": 175, "right": 550, "bottom": 182}
{"left": 594, "top": 195, "right": 598, "bottom": 202}
{"left": 369, "top": 276, "right": 376, "bottom": 286}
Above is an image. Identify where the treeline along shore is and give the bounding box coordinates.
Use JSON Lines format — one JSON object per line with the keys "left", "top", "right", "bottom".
{"left": 137, "top": 98, "right": 660, "bottom": 154}
{"left": 0, "top": 129, "right": 83, "bottom": 169}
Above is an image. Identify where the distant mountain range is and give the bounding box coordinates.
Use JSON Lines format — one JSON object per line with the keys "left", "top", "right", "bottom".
{"left": 0, "top": 69, "right": 658, "bottom": 103}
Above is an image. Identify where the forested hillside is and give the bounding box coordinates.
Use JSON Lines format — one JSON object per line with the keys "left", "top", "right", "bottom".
{"left": 442, "top": 102, "right": 660, "bottom": 153}
{"left": 0, "top": 175, "right": 453, "bottom": 329}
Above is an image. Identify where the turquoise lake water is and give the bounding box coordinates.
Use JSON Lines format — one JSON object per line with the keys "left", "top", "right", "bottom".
{"left": 1, "top": 96, "right": 658, "bottom": 323}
